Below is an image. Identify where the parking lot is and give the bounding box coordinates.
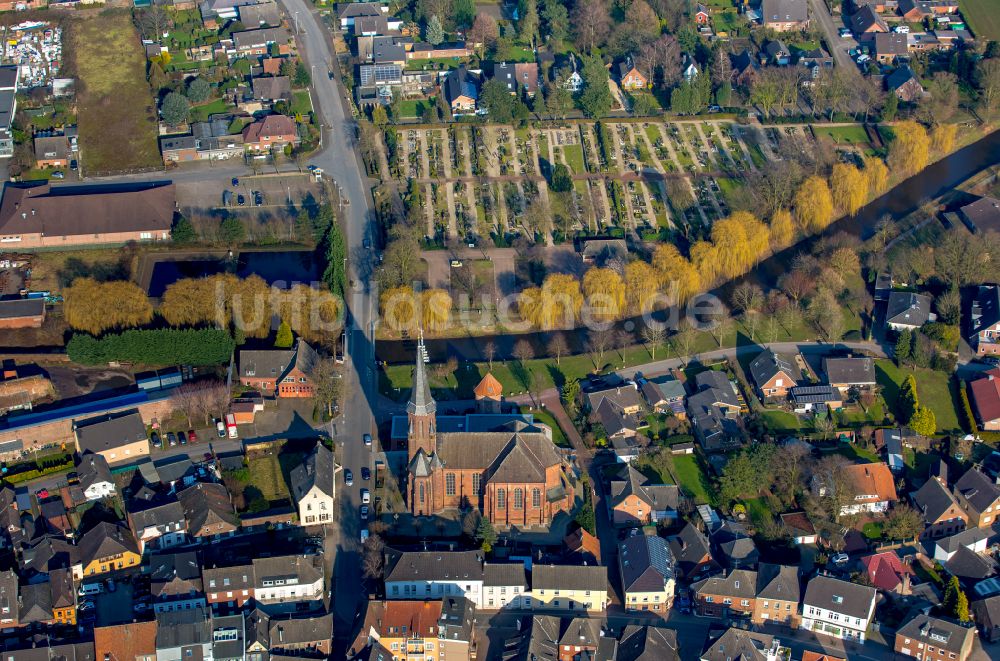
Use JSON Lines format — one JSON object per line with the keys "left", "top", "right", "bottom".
{"left": 176, "top": 172, "right": 326, "bottom": 215}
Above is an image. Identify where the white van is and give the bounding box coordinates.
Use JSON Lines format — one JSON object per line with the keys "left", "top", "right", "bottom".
{"left": 361, "top": 488, "right": 371, "bottom": 504}
{"left": 78, "top": 582, "right": 103, "bottom": 596}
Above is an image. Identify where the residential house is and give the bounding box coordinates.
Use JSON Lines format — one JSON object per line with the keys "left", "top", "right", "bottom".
{"left": 239, "top": 339, "right": 318, "bottom": 397}
{"left": 78, "top": 452, "right": 115, "bottom": 501}
{"left": 445, "top": 67, "right": 480, "bottom": 114}
{"left": 18, "top": 581, "right": 56, "bottom": 626}
{"left": 692, "top": 569, "right": 758, "bottom": 618}
{"left": 383, "top": 549, "right": 486, "bottom": 608}
{"left": 752, "top": 564, "right": 800, "bottom": 626}
{"left": 19, "top": 535, "right": 81, "bottom": 582}
{"left": 701, "top": 629, "right": 783, "bottom": 661}
{"left": 268, "top": 612, "right": 334, "bottom": 657}
{"left": 895, "top": 613, "right": 976, "bottom": 661}
{"left": 253, "top": 554, "right": 324, "bottom": 613}
{"left": 529, "top": 565, "right": 608, "bottom": 614}
{"left": 290, "top": 442, "right": 335, "bottom": 526}
{"left": 765, "top": 40, "right": 791, "bottom": 65}
{"left": 958, "top": 195, "right": 1000, "bottom": 234}
{"left": 150, "top": 551, "right": 205, "bottom": 613}
{"left": 823, "top": 357, "right": 876, "bottom": 395}
{"left": 242, "top": 114, "right": 299, "bottom": 152}
{"left": 887, "top": 65, "right": 926, "bottom": 102}
{"left": 829, "top": 462, "right": 898, "bottom": 515}
{"left": 800, "top": 575, "right": 877, "bottom": 642}
{"left": 969, "top": 369, "right": 1000, "bottom": 432}
{"left": 128, "top": 490, "right": 188, "bottom": 553}
{"left": 608, "top": 464, "right": 680, "bottom": 527}
{"left": 972, "top": 595, "right": 1000, "bottom": 643}
{"left": 883, "top": 431, "right": 905, "bottom": 473}
{"left": 436, "top": 596, "right": 475, "bottom": 661}
{"left": 204, "top": 563, "right": 255, "bottom": 610}
{"left": 798, "top": 48, "right": 834, "bottom": 77}
{"left": 762, "top": 0, "right": 810, "bottom": 31}
{"left": 551, "top": 617, "right": 604, "bottom": 660}
{"left": 910, "top": 475, "right": 967, "bottom": 539}
{"left": 338, "top": 2, "right": 388, "bottom": 30}
{"left": 0, "top": 486, "right": 25, "bottom": 551}
{"left": 851, "top": 5, "right": 889, "bottom": 33}
{"left": 861, "top": 552, "right": 913, "bottom": 594}
{"left": 640, "top": 378, "right": 686, "bottom": 418}
{"left": 886, "top": 292, "right": 933, "bottom": 331}
{"left": 933, "top": 527, "right": 991, "bottom": 563}
{"left": 781, "top": 512, "right": 817, "bottom": 545}
{"left": 897, "top": 0, "right": 958, "bottom": 21}
{"left": 34, "top": 135, "right": 71, "bottom": 169}
{"left": 0, "top": 298, "right": 45, "bottom": 330}
{"left": 710, "top": 520, "right": 759, "bottom": 569}
{"left": 731, "top": 50, "right": 759, "bottom": 87}
{"left": 232, "top": 27, "right": 289, "bottom": 56}
{"left": 579, "top": 237, "right": 628, "bottom": 264}
{"left": 74, "top": 409, "right": 150, "bottom": 465}
{"left": 492, "top": 61, "right": 539, "bottom": 96}
{"left": 944, "top": 544, "right": 998, "bottom": 581}
{"left": 371, "top": 36, "right": 406, "bottom": 66}
{"left": 563, "top": 527, "right": 601, "bottom": 566}
{"left": 482, "top": 562, "right": 528, "bottom": 611}
{"left": 238, "top": 2, "right": 282, "bottom": 27}
{"left": 155, "top": 607, "right": 213, "bottom": 661}
{"left": 0, "top": 569, "right": 17, "bottom": 628}
{"left": 669, "top": 523, "right": 721, "bottom": 582}
{"left": 211, "top": 613, "right": 245, "bottom": 661}
{"left": 801, "top": 654, "right": 846, "bottom": 661}
{"left": 350, "top": 600, "right": 444, "bottom": 659}
{"left": 201, "top": 0, "right": 258, "bottom": 22}
{"left": 790, "top": 385, "right": 843, "bottom": 413}
{"left": 95, "top": 621, "right": 158, "bottom": 661}
{"left": 749, "top": 349, "right": 802, "bottom": 400}
{"left": 953, "top": 467, "right": 1000, "bottom": 527}
{"left": 969, "top": 285, "right": 1000, "bottom": 357}
{"left": 686, "top": 370, "right": 742, "bottom": 452}
{"left": 38, "top": 497, "right": 71, "bottom": 537}
{"left": 2, "top": 644, "right": 96, "bottom": 661}
{"left": 618, "top": 57, "right": 648, "bottom": 90}
{"left": 78, "top": 521, "right": 141, "bottom": 577}
{"left": 618, "top": 534, "right": 676, "bottom": 614}
{"left": 875, "top": 32, "right": 909, "bottom": 63}
{"left": 695, "top": 3, "right": 711, "bottom": 23}
{"left": 682, "top": 54, "right": 700, "bottom": 80}
{"left": 252, "top": 76, "right": 292, "bottom": 102}
{"left": 177, "top": 482, "right": 239, "bottom": 541}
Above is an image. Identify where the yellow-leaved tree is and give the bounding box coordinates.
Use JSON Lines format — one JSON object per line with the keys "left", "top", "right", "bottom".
{"left": 582, "top": 267, "right": 625, "bottom": 322}
{"left": 421, "top": 289, "right": 453, "bottom": 332}
{"left": 380, "top": 285, "right": 419, "bottom": 333}
{"left": 931, "top": 123, "right": 957, "bottom": 156}
{"left": 64, "top": 278, "right": 153, "bottom": 335}
{"left": 769, "top": 208, "right": 795, "bottom": 249}
{"left": 652, "top": 243, "right": 701, "bottom": 302}
{"left": 689, "top": 241, "right": 719, "bottom": 287}
{"left": 862, "top": 155, "right": 890, "bottom": 197}
{"left": 710, "top": 211, "right": 767, "bottom": 280}
{"left": 623, "top": 260, "right": 660, "bottom": 314}
{"left": 794, "top": 176, "right": 835, "bottom": 234}
{"left": 830, "top": 163, "right": 868, "bottom": 216}
{"left": 888, "top": 120, "right": 930, "bottom": 177}
{"left": 518, "top": 274, "right": 584, "bottom": 329}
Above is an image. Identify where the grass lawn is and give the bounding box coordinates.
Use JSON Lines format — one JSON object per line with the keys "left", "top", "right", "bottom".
{"left": 744, "top": 497, "right": 772, "bottom": 527}
{"left": 503, "top": 46, "right": 536, "bottom": 62}
{"left": 813, "top": 125, "right": 871, "bottom": 145}
{"left": 246, "top": 453, "right": 291, "bottom": 503}
{"left": 875, "top": 360, "right": 961, "bottom": 433}
{"left": 190, "top": 97, "right": 233, "bottom": 123}
{"left": 398, "top": 99, "right": 430, "bottom": 119}
{"left": 291, "top": 90, "right": 313, "bottom": 116}
{"left": 524, "top": 407, "right": 570, "bottom": 447}
{"left": 862, "top": 521, "right": 883, "bottom": 540}
{"left": 959, "top": 0, "right": 1000, "bottom": 40}
{"left": 69, "top": 10, "right": 161, "bottom": 172}
{"left": 761, "top": 409, "right": 802, "bottom": 433}
{"left": 835, "top": 443, "right": 881, "bottom": 463}
{"left": 671, "top": 454, "right": 714, "bottom": 505}
{"left": 405, "top": 56, "right": 468, "bottom": 71}
{"left": 835, "top": 402, "right": 885, "bottom": 427}
{"left": 562, "top": 143, "right": 586, "bottom": 174}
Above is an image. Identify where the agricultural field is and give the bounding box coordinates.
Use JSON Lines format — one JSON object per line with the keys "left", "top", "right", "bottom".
{"left": 959, "top": 0, "right": 1000, "bottom": 41}
{"left": 68, "top": 11, "right": 160, "bottom": 173}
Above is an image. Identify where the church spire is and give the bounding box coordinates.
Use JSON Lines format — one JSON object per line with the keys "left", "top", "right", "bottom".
{"left": 407, "top": 333, "right": 436, "bottom": 416}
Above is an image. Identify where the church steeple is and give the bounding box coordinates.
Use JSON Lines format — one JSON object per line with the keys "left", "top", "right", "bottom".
{"left": 407, "top": 334, "right": 436, "bottom": 416}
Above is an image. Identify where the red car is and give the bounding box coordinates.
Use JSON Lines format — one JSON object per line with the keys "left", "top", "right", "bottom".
{"left": 187, "top": 429, "right": 198, "bottom": 443}
{"left": 36, "top": 488, "right": 49, "bottom": 499}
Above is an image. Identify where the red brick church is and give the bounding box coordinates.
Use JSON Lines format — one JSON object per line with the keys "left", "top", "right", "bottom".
{"left": 405, "top": 341, "right": 576, "bottom": 528}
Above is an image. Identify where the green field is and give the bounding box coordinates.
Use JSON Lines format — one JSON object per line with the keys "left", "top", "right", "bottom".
{"left": 247, "top": 454, "right": 291, "bottom": 502}
{"left": 671, "top": 454, "right": 714, "bottom": 505}
{"left": 959, "top": 0, "right": 1000, "bottom": 40}
{"left": 875, "top": 360, "right": 961, "bottom": 433}
{"left": 813, "top": 125, "right": 871, "bottom": 145}
{"left": 69, "top": 11, "right": 161, "bottom": 173}
{"left": 190, "top": 98, "right": 233, "bottom": 123}
{"left": 562, "top": 143, "right": 587, "bottom": 174}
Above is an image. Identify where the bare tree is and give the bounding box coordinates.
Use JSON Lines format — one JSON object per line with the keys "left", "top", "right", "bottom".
{"left": 614, "top": 329, "right": 633, "bottom": 367}
{"left": 672, "top": 318, "right": 699, "bottom": 363}
{"left": 707, "top": 306, "right": 734, "bottom": 348}
{"left": 310, "top": 357, "right": 343, "bottom": 419}
{"left": 641, "top": 326, "right": 666, "bottom": 361}
{"left": 483, "top": 340, "right": 496, "bottom": 371}
{"left": 547, "top": 333, "right": 569, "bottom": 365}
{"left": 137, "top": 6, "right": 170, "bottom": 41}
{"left": 362, "top": 534, "right": 386, "bottom": 579}
{"left": 512, "top": 339, "right": 534, "bottom": 364}
{"left": 588, "top": 329, "right": 614, "bottom": 367}
{"left": 731, "top": 282, "right": 764, "bottom": 317}
{"left": 173, "top": 383, "right": 202, "bottom": 428}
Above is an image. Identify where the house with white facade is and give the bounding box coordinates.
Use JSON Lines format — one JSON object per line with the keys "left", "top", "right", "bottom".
{"left": 290, "top": 442, "right": 335, "bottom": 526}
{"left": 78, "top": 453, "right": 116, "bottom": 501}
{"left": 383, "top": 549, "right": 486, "bottom": 607}
{"left": 127, "top": 492, "right": 188, "bottom": 554}
{"left": 482, "top": 562, "right": 529, "bottom": 610}
{"left": 800, "top": 575, "right": 877, "bottom": 642}
{"left": 252, "top": 555, "right": 324, "bottom": 614}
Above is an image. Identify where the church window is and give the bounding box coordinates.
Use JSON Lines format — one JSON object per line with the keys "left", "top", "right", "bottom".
{"left": 514, "top": 489, "right": 523, "bottom": 509}
{"left": 472, "top": 474, "right": 481, "bottom": 495}
{"left": 446, "top": 473, "right": 456, "bottom": 496}
{"left": 497, "top": 489, "right": 506, "bottom": 508}
{"left": 419, "top": 484, "right": 425, "bottom": 503}
{"left": 532, "top": 488, "right": 541, "bottom": 508}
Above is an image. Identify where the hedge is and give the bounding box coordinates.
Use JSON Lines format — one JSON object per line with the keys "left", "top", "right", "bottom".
{"left": 67, "top": 329, "right": 235, "bottom": 366}
{"left": 958, "top": 378, "right": 978, "bottom": 435}
{"left": 3, "top": 455, "right": 74, "bottom": 485}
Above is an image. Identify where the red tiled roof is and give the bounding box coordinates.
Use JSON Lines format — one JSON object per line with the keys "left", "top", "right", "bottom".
{"left": 375, "top": 600, "right": 443, "bottom": 637}
{"left": 780, "top": 511, "right": 815, "bottom": 535}
{"left": 843, "top": 462, "right": 898, "bottom": 503}
{"left": 564, "top": 527, "right": 601, "bottom": 563}
{"left": 861, "top": 552, "right": 912, "bottom": 591}
{"left": 802, "top": 653, "right": 846, "bottom": 661}
{"left": 242, "top": 114, "right": 297, "bottom": 143}
{"left": 970, "top": 369, "right": 1000, "bottom": 425}
{"left": 474, "top": 373, "right": 503, "bottom": 399}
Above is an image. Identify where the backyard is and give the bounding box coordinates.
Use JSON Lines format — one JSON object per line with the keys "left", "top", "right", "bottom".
{"left": 875, "top": 360, "right": 961, "bottom": 433}
{"left": 671, "top": 454, "right": 714, "bottom": 505}
{"left": 68, "top": 10, "right": 161, "bottom": 173}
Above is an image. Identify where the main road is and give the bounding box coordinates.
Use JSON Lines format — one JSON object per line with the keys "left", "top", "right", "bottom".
{"left": 275, "top": 0, "right": 379, "bottom": 645}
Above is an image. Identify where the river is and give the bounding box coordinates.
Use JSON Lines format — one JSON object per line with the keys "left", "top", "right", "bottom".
{"left": 375, "top": 127, "right": 1000, "bottom": 364}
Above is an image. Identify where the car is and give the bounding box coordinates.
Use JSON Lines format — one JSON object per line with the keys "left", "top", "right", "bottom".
{"left": 37, "top": 488, "right": 49, "bottom": 499}
{"left": 70, "top": 160, "right": 78, "bottom": 170}
{"left": 361, "top": 488, "right": 371, "bottom": 504}
{"left": 253, "top": 191, "right": 263, "bottom": 206}
{"left": 178, "top": 431, "right": 187, "bottom": 445}
{"left": 188, "top": 429, "right": 198, "bottom": 443}
{"left": 232, "top": 177, "right": 239, "bottom": 186}
{"left": 78, "top": 600, "right": 94, "bottom": 611}
{"left": 133, "top": 602, "right": 150, "bottom": 613}
{"left": 832, "top": 553, "right": 850, "bottom": 565}
{"left": 51, "top": 171, "right": 65, "bottom": 179}
{"left": 307, "top": 164, "right": 318, "bottom": 171}
{"left": 361, "top": 467, "right": 371, "bottom": 481}
{"left": 167, "top": 432, "right": 178, "bottom": 447}
{"left": 360, "top": 505, "right": 369, "bottom": 520}
{"left": 328, "top": 70, "right": 335, "bottom": 79}
{"left": 65, "top": 472, "right": 80, "bottom": 486}
{"left": 345, "top": 469, "right": 353, "bottom": 486}
{"left": 363, "top": 237, "right": 371, "bottom": 249}
{"left": 363, "top": 433, "right": 372, "bottom": 447}
{"left": 360, "top": 529, "right": 369, "bottom": 542}
{"left": 237, "top": 194, "right": 245, "bottom": 206}
{"left": 893, "top": 25, "right": 910, "bottom": 33}
{"left": 151, "top": 433, "right": 162, "bottom": 449}
{"left": 216, "top": 420, "right": 226, "bottom": 437}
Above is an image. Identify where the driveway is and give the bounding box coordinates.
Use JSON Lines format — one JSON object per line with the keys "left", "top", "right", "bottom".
{"left": 806, "top": 0, "right": 862, "bottom": 84}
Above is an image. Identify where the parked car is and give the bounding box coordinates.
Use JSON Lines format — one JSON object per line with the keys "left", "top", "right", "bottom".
{"left": 237, "top": 194, "right": 245, "bottom": 206}
{"left": 253, "top": 191, "right": 264, "bottom": 206}
{"left": 360, "top": 529, "right": 369, "bottom": 542}
{"left": 188, "top": 429, "right": 198, "bottom": 443}
{"left": 178, "top": 431, "right": 187, "bottom": 445}
{"left": 106, "top": 578, "right": 116, "bottom": 592}
{"left": 363, "top": 433, "right": 372, "bottom": 447}
{"left": 232, "top": 177, "right": 239, "bottom": 186}
{"left": 360, "top": 505, "right": 369, "bottom": 520}
{"left": 51, "top": 171, "right": 65, "bottom": 179}
{"left": 361, "top": 467, "right": 370, "bottom": 481}
{"left": 832, "top": 553, "right": 850, "bottom": 565}
{"left": 167, "top": 432, "right": 177, "bottom": 447}
{"left": 216, "top": 419, "right": 226, "bottom": 437}
{"left": 363, "top": 237, "right": 371, "bottom": 249}
{"left": 361, "top": 488, "right": 371, "bottom": 504}
{"left": 345, "top": 469, "right": 353, "bottom": 486}
{"left": 893, "top": 25, "right": 910, "bottom": 33}
{"left": 151, "top": 432, "right": 161, "bottom": 448}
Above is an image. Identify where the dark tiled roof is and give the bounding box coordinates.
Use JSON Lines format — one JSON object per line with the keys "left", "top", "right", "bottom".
{"left": 269, "top": 612, "right": 333, "bottom": 647}
{"left": 896, "top": 614, "right": 975, "bottom": 655}
{"left": 484, "top": 562, "right": 527, "bottom": 587}
{"left": 955, "top": 468, "right": 1000, "bottom": 514}
{"left": 619, "top": 534, "right": 675, "bottom": 593}
{"left": 177, "top": 482, "right": 238, "bottom": 536}
{"left": 970, "top": 286, "right": 1000, "bottom": 337}
{"left": 78, "top": 521, "right": 139, "bottom": 565}
{"left": 944, "top": 545, "right": 997, "bottom": 580}
{"left": 823, "top": 357, "right": 876, "bottom": 386}
{"left": 618, "top": 625, "right": 679, "bottom": 661}
{"left": 886, "top": 291, "right": 932, "bottom": 326}
{"left": 383, "top": 549, "right": 485, "bottom": 583}
{"left": 609, "top": 464, "right": 680, "bottom": 512}
{"left": 911, "top": 477, "right": 961, "bottom": 524}
{"left": 155, "top": 607, "right": 212, "bottom": 647}
{"left": 0, "top": 298, "right": 44, "bottom": 320}
{"left": 803, "top": 575, "right": 876, "bottom": 620}
{"left": 693, "top": 568, "right": 757, "bottom": 600}
{"left": 290, "top": 442, "right": 335, "bottom": 500}
{"left": 78, "top": 452, "right": 113, "bottom": 493}
{"left": 74, "top": 409, "right": 148, "bottom": 455}
{"left": 749, "top": 349, "right": 801, "bottom": 389}
{"left": 532, "top": 564, "right": 607, "bottom": 592}
{"left": 702, "top": 628, "right": 775, "bottom": 661}
{"left": 756, "top": 564, "right": 799, "bottom": 602}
